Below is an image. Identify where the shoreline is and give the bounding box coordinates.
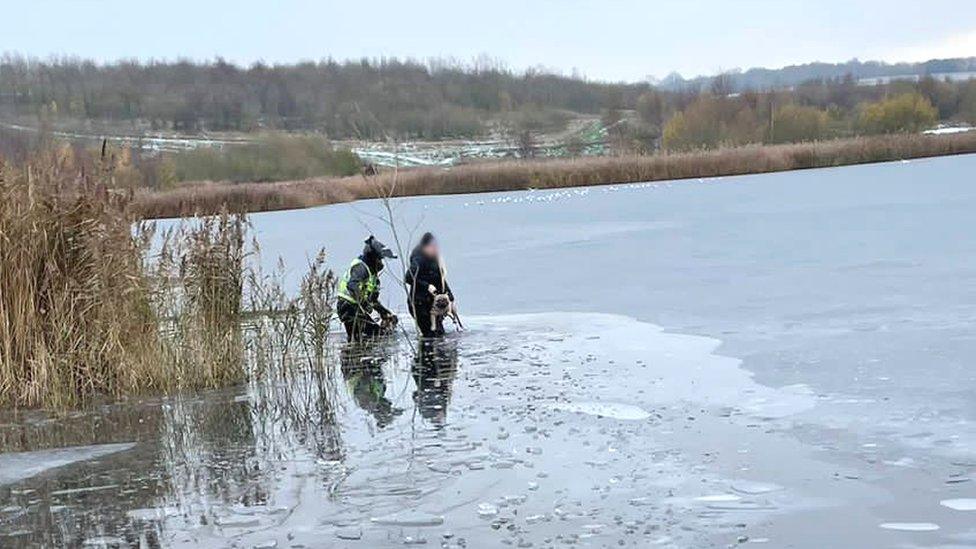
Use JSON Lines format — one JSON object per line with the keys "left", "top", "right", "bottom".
{"left": 134, "top": 132, "right": 976, "bottom": 219}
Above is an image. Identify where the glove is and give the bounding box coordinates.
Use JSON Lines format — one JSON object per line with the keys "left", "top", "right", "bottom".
{"left": 427, "top": 284, "right": 437, "bottom": 295}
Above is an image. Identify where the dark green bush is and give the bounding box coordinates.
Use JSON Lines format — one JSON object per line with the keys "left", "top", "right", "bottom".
{"left": 170, "top": 135, "right": 362, "bottom": 183}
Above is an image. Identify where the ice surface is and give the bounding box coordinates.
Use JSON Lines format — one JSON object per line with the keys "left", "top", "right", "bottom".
{"left": 0, "top": 443, "right": 135, "bottom": 485}
{"left": 731, "top": 481, "right": 783, "bottom": 495}
{"left": 481, "top": 313, "right": 817, "bottom": 418}
{"left": 694, "top": 494, "right": 742, "bottom": 503}
{"left": 549, "top": 401, "right": 651, "bottom": 420}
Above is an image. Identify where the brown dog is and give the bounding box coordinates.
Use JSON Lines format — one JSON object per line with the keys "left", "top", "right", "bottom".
{"left": 429, "top": 289, "right": 463, "bottom": 332}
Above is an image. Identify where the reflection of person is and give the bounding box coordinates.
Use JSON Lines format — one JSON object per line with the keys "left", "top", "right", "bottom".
{"left": 404, "top": 233, "right": 454, "bottom": 337}
{"left": 411, "top": 339, "right": 459, "bottom": 426}
{"left": 337, "top": 236, "right": 399, "bottom": 342}
{"left": 340, "top": 343, "right": 401, "bottom": 428}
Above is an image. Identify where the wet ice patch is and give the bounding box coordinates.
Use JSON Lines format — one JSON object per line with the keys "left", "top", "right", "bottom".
{"left": 879, "top": 522, "right": 940, "bottom": 531}
{"left": 694, "top": 494, "right": 741, "bottom": 503}
{"left": 0, "top": 443, "right": 136, "bottom": 485}
{"left": 941, "top": 498, "right": 976, "bottom": 511}
{"left": 549, "top": 401, "right": 651, "bottom": 421}
{"left": 731, "top": 480, "right": 783, "bottom": 495}
{"left": 474, "top": 313, "right": 816, "bottom": 418}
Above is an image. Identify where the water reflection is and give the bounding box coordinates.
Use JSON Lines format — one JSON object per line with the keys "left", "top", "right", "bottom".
{"left": 0, "top": 333, "right": 466, "bottom": 547}
{"left": 412, "top": 339, "right": 459, "bottom": 426}
{"left": 3, "top": 313, "right": 766, "bottom": 548}
{"left": 340, "top": 340, "right": 403, "bottom": 429}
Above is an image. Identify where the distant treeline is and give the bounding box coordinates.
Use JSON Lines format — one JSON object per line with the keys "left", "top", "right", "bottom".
{"left": 658, "top": 57, "right": 976, "bottom": 92}
{"left": 3, "top": 55, "right": 976, "bottom": 172}
{"left": 0, "top": 55, "right": 649, "bottom": 139}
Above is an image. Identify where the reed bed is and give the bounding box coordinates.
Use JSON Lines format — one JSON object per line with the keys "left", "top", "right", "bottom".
{"left": 0, "top": 148, "right": 338, "bottom": 408}
{"left": 135, "top": 132, "right": 976, "bottom": 219}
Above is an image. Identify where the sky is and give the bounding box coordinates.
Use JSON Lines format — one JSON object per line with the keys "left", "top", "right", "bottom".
{"left": 4, "top": 0, "right": 976, "bottom": 82}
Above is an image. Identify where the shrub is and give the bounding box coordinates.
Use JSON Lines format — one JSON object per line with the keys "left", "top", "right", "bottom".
{"left": 769, "top": 104, "right": 830, "bottom": 144}
{"left": 169, "top": 134, "right": 362, "bottom": 183}
{"left": 502, "top": 106, "right": 572, "bottom": 133}
{"left": 857, "top": 93, "right": 938, "bottom": 134}
{"left": 662, "top": 95, "right": 761, "bottom": 151}
{"left": 959, "top": 81, "right": 976, "bottom": 125}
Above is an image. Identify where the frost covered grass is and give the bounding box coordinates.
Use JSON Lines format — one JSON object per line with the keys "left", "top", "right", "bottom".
{"left": 0, "top": 147, "right": 337, "bottom": 408}
{"left": 136, "top": 132, "right": 976, "bottom": 218}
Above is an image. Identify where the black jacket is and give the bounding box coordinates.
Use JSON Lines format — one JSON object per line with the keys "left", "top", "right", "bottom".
{"left": 404, "top": 247, "right": 453, "bottom": 306}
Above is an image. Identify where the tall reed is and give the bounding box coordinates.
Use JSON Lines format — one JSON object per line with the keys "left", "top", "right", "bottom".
{"left": 0, "top": 148, "right": 338, "bottom": 408}
{"left": 0, "top": 148, "right": 160, "bottom": 407}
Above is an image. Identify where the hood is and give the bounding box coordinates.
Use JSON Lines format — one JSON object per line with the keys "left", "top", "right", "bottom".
{"left": 364, "top": 235, "right": 397, "bottom": 260}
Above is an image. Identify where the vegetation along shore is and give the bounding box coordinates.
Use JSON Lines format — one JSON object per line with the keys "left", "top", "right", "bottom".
{"left": 135, "top": 131, "right": 976, "bottom": 218}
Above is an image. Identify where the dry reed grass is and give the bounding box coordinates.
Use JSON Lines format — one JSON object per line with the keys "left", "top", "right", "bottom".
{"left": 135, "top": 132, "right": 976, "bottom": 219}
{"left": 0, "top": 148, "right": 338, "bottom": 408}
{"left": 0, "top": 148, "right": 161, "bottom": 407}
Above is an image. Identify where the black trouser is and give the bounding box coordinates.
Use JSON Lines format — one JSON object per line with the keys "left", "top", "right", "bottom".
{"left": 337, "top": 300, "right": 385, "bottom": 342}
{"left": 409, "top": 298, "right": 443, "bottom": 338}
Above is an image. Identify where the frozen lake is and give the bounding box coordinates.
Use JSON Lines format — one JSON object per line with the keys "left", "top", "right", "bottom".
{"left": 2, "top": 155, "right": 976, "bottom": 547}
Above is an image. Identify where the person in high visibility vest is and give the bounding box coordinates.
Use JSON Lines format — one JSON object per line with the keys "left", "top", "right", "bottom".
{"left": 337, "top": 236, "right": 398, "bottom": 342}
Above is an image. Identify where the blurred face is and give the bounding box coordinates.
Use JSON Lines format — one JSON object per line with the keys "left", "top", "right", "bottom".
{"left": 422, "top": 240, "right": 439, "bottom": 258}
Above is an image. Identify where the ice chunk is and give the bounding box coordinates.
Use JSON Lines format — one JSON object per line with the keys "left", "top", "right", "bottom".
{"left": 477, "top": 503, "right": 499, "bottom": 518}
{"left": 878, "top": 522, "right": 939, "bottom": 531}
{"left": 370, "top": 511, "right": 444, "bottom": 527}
{"left": 941, "top": 499, "right": 976, "bottom": 511}
{"left": 127, "top": 507, "right": 180, "bottom": 521}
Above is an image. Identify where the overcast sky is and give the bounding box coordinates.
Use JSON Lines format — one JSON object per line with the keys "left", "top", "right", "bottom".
{"left": 5, "top": 0, "right": 976, "bottom": 81}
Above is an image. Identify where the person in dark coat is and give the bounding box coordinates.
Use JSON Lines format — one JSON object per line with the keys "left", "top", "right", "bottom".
{"left": 337, "top": 236, "right": 398, "bottom": 342}
{"left": 404, "top": 233, "right": 454, "bottom": 337}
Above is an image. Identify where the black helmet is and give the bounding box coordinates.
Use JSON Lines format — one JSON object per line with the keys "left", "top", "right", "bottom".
{"left": 364, "top": 235, "right": 397, "bottom": 259}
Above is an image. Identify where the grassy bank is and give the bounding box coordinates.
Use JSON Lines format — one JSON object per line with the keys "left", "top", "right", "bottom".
{"left": 135, "top": 132, "right": 976, "bottom": 218}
